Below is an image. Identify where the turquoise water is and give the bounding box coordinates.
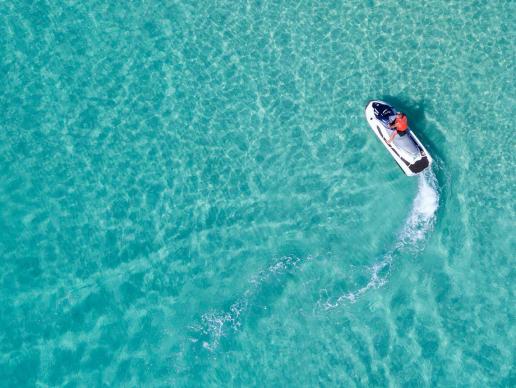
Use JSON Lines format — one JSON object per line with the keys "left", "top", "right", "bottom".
{"left": 1, "top": 0, "right": 514, "bottom": 386}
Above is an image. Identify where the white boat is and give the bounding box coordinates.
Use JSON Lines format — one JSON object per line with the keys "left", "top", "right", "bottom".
{"left": 365, "top": 100, "right": 432, "bottom": 176}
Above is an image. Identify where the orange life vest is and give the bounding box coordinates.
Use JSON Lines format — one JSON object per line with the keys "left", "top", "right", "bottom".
{"left": 395, "top": 114, "right": 408, "bottom": 132}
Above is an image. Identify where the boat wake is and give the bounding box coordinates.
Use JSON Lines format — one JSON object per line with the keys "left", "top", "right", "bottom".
{"left": 321, "top": 168, "right": 440, "bottom": 308}
{"left": 190, "top": 170, "right": 439, "bottom": 348}
{"left": 191, "top": 255, "right": 311, "bottom": 351}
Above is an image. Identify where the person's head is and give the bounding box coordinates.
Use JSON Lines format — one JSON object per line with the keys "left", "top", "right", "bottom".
{"left": 398, "top": 112, "right": 406, "bottom": 117}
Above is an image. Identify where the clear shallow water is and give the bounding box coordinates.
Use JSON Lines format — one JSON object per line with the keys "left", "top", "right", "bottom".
{"left": 0, "top": 0, "right": 514, "bottom": 386}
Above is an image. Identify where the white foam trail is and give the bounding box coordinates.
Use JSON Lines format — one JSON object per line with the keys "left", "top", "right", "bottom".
{"left": 397, "top": 168, "right": 440, "bottom": 249}
{"left": 323, "top": 168, "right": 440, "bottom": 308}
{"left": 198, "top": 255, "right": 310, "bottom": 350}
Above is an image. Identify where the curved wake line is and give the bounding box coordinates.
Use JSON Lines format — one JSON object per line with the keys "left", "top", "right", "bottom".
{"left": 192, "top": 255, "right": 311, "bottom": 351}
{"left": 192, "top": 169, "right": 440, "bottom": 344}
{"left": 323, "top": 168, "right": 440, "bottom": 308}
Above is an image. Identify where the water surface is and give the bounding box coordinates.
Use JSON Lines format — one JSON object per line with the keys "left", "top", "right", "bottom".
{"left": 0, "top": 0, "right": 514, "bottom": 386}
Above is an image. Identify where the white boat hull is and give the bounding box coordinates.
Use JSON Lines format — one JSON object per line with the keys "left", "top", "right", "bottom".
{"left": 365, "top": 100, "right": 432, "bottom": 176}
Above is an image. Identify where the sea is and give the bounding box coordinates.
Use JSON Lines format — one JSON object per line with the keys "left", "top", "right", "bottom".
{"left": 0, "top": 0, "right": 514, "bottom": 386}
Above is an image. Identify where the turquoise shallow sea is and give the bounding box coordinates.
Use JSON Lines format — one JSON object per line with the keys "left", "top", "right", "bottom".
{"left": 1, "top": 0, "right": 514, "bottom": 386}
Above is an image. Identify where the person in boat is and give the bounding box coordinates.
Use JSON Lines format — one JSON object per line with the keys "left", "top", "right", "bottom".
{"left": 386, "top": 112, "right": 409, "bottom": 144}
